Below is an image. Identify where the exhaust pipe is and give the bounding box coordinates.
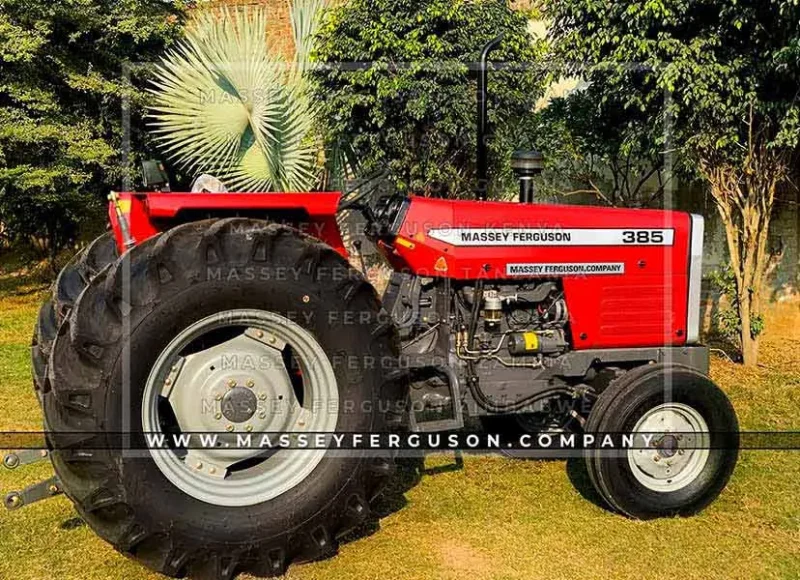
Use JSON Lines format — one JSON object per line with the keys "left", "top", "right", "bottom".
{"left": 475, "top": 34, "right": 504, "bottom": 201}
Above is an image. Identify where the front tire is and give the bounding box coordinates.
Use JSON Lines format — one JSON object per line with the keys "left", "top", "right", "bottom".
{"left": 43, "top": 219, "right": 405, "bottom": 578}
{"left": 584, "top": 363, "right": 738, "bottom": 519}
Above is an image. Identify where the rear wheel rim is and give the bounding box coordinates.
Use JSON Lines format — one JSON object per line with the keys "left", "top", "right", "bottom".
{"left": 626, "top": 403, "right": 710, "bottom": 493}
{"left": 142, "top": 309, "right": 339, "bottom": 507}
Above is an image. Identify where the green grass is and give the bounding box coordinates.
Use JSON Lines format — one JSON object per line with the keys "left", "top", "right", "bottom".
{"left": 0, "top": 267, "right": 798, "bottom": 580}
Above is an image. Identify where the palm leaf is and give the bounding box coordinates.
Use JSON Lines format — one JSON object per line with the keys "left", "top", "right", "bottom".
{"left": 148, "top": 3, "right": 326, "bottom": 192}
{"left": 289, "top": 0, "right": 328, "bottom": 73}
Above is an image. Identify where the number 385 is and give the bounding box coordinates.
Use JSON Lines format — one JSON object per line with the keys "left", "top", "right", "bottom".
{"left": 622, "top": 230, "right": 665, "bottom": 244}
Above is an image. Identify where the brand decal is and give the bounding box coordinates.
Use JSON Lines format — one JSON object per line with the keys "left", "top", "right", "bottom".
{"left": 506, "top": 262, "right": 625, "bottom": 276}
{"left": 426, "top": 228, "right": 674, "bottom": 246}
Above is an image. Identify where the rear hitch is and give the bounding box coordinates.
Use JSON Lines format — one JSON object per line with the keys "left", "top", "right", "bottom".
{"left": 3, "top": 449, "right": 49, "bottom": 469}
{"left": 4, "top": 476, "right": 63, "bottom": 511}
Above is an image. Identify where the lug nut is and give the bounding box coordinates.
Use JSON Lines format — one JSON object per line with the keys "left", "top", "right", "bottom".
{"left": 259, "top": 413, "right": 267, "bottom": 419}
{"left": 209, "top": 467, "right": 216, "bottom": 475}
{"left": 256, "top": 330, "right": 264, "bottom": 338}
{"left": 214, "top": 413, "right": 222, "bottom": 420}
{"left": 258, "top": 393, "right": 267, "bottom": 401}
{"left": 7, "top": 495, "right": 22, "bottom": 508}
{"left": 164, "top": 378, "right": 172, "bottom": 386}
{"left": 227, "top": 379, "right": 237, "bottom": 388}
{"left": 245, "top": 425, "right": 253, "bottom": 432}
{"left": 226, "top": 425, "right": 234, "bottom": 432}
{"left": 678, "top": 449, "right": 685, "bottom": 455}
{"left": 215, "top": 393, "right": 223, "bottom": 401}
{"left": 48, "top": 484, "right": 59, "bottom": 494}
{"left": 3, "top": 454, "right": 19, "bottom": 469}
{"left": 195, "top": 461, "right": 203, "bottom": 470}
{"left": 302, "top": 295, "right": 310, "bottom": 303}
{"left": 653, "top": 455, "right": 660, "bottom": 462}
{"left": 246, "top": 380, "right": 255, "bottom": 388}
{"left": 269, "top": 335, "right": 277, "bottom": 344}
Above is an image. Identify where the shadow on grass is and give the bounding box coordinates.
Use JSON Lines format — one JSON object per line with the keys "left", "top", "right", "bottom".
{"left": 338, "top": 448, "right": 615, "bottom": 556}
{"left": 0, "top": 258, "right": 51, "bottom": 298}
{"left": 336, "top": 455, "right": 426, "bottom": 547}
{"left": 565, "top": 456, "right": 610, "bottom": 512}
{"left": 59, "top": 516, "right": 86, "bottom": 531}
{"left": 493, "top": 449, "right": 613, "bottom": 514}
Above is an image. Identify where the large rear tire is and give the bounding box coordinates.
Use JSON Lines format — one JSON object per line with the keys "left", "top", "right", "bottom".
{"left": 32, "top": 232, "right": 118, "bottom": 395}
{"left": 584, "top": 363, "right": 738, "bottom": 519}
{"left": 41, "top": 219, "right": 405, "bottom": 578}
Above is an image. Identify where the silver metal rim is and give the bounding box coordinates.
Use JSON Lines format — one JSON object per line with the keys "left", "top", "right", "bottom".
{"left": 142, "top": 309, "right": 339, "bottom": 507}
{"left": 627, "top": 403, "right": 710, "bottom": 493}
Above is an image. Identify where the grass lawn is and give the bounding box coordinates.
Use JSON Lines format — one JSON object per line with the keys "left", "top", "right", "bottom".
{"left": 0, "top": 267, "right": 798, "bottom": 580}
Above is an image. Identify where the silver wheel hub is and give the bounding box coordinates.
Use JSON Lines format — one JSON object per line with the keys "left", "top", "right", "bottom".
{"left": 143, "top": 310, "right": 338, "bottom": 506}
{"left": 627, "top": 403, "right": 710, "bottom": 493}
{"left": 221, "top": 386, "right": 258, "bottom": 423}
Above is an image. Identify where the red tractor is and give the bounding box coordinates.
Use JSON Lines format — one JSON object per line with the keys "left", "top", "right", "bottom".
{"left": 7, "top": 41, "right": 737, "bottom": 579}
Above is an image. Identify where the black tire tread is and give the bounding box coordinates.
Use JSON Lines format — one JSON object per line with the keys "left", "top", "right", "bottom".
{"left": 583, "top": 363, "right": 668, "bottom": 512}
{"left": 31, "top": 232, "right": 118, "bottom": 395}
{"left": 43, "top": 219, "right": 404, "bottom": 579}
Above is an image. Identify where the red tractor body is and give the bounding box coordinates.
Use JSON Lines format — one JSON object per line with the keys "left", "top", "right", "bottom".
{"left": 109, "top": 191, "right": 348, "bottom": 256}
{"left": 109, "top": 191, "right": 703, "bottom": 352}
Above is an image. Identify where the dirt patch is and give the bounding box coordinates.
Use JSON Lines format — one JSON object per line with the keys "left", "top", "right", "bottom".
{"left": 438, "top": 538, "right": 493, "bottom": 578}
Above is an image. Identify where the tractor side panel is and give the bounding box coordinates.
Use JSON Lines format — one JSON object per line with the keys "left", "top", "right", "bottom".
{"left": 109, "top": 192, "right": 347, "bottom": 257}
{"left": 386, "top": 196, "right": 693, "bottom": 350}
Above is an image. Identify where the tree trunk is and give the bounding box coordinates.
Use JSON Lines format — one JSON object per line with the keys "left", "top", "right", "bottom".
{"left": 738, "top": 288, "right": 759, "bottom": 366}
{"left": 700, "top": 123, "right": 786, "bottom": 366}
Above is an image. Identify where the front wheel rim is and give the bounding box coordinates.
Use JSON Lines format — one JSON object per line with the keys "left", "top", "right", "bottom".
{"left": 142, "top": 309, "right": 339, "bottom": 507}
{"left": 626, "top": 403, "right": 710, "bottom": 493}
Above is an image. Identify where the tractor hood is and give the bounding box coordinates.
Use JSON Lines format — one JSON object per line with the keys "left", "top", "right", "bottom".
{"left": 379, "top": 196, "right": 703, "bottom": 350}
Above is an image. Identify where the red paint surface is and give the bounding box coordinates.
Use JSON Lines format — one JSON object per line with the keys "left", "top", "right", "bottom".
{"left": 109, "top": 191, "right": 692, "bottom": 351}
{"left": 109, "top": 192, "right": 347, "bottom": 257}
{"left": 383, "top": 196, "right": 692, "bottom": 350}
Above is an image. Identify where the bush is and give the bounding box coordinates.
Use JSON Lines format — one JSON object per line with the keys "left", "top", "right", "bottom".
{"left": 708, "top": 266, "right": 765, "bottom": 346}
{"left": 0, "top": 0, "right": 188, "bottom": 260}
{"left": 311, "top": 0, "right": 546, "bottom": 198}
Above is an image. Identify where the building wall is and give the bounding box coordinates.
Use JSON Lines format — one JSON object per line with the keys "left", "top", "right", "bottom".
{"left": 196, "top": 0, "right": 295, "bottom": 60}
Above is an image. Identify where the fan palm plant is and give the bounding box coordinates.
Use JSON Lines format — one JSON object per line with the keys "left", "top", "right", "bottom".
{"left": 148, "top": 2, "right": 327, "bottom": 192}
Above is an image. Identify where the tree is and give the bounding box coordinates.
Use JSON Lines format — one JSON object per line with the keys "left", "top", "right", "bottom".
{"left": 546, "top": 0, "right": 800, "bottom": 365}
{"left": 311, "top": 0, "right": 547, "bottom": 198}
{"left": 0, "top": 0, "right": 187, "bottom": 260}
{"left": 148, "top": 2, "right": 329, "bottom": 193}
{"left": 533, "top": 83, "right": 668, "bottom": 208}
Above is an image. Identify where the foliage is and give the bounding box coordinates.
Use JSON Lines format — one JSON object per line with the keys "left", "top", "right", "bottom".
{"left": 0, "top": 0, "right": 188, "bottom": 258}
{"left": 148, "top": 3, "right": 327, "bottom": 193}
{"left": 545, "top": 0, "right": 800, "bottom": 365}
{"left": 532, "top": 84, "right": 667, "bottom": 207}
{"left": 708, "top": 266, "right": 764, "bottom": 346}
{"left": 311, "top": 0, "right": 547, "bottom": 198}
{"left": 546, "top": 1, "right": 800, "bottom": 162}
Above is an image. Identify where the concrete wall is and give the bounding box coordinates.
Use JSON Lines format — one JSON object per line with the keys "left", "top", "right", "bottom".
{"left": 686, "top": 185, "right": 800, "bottom": 302}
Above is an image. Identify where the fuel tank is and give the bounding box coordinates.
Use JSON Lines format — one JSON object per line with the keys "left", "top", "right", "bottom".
{"left": 380, "top": 196, "right": 703, "bottom": 351}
